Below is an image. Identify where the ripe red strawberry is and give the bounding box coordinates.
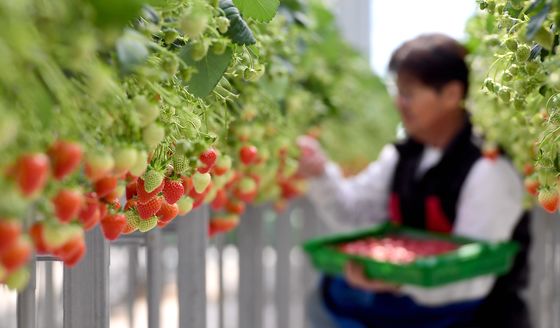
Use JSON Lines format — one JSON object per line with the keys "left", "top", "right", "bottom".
{"left": 53, "top": 235, "right": 85, "bottom": 266}
{"left": 1, "top": 238, "right": 31, "bottom": 273}
{"left": 199, "top": 148, "right": 218, "bottom": 168}
{"left": 29, "top": 222, "right": 51, "bottom": 254}
{"left": 239, "top": 145, "right": 257, "bottom": 165}
{"left": 48, "top": 140, "right": 83, "bottom": 180}
{"left": 85, "top": 152, "right": 114, "bottom": 182}
{"left": 209, "top": 214, "right": 240, "bottom": 237}
{"left": 157, "top": 201, "right": 179, "bottom": 223}
{"left": 137, "top": 196, "right": 163, "bottom": 219}
{"left": 122, "top": 222, "right": 137, "bottom": 235}
{"left": 273, "top": 200, "right": 288, "bottom": 214}
{"left": 100, "top": 213, "right": 127, "bottom": 241}
{"left": 124, "top": 199, "right": 138, "bottom": 211}
{"left": 137, "top": 178, "right": 164, "bottom": 203}
{"left": 78, "top": 194, "right": 100, "bottom": 231}
{"left": 181, "top": 176, "right": 194, "bottom": 195}
{"left": 98, "top": 203, "right": 108, "bottom": 220}
{"left": 538, "top": 188, "right": 559, "bottom": 213}
{"left": 176, "top": 196, "right": 194, "bottom": 215}
{"left": 53, "top": 189, "right": 84, "bottom": 223}
{"left": 94, "top": 176, "right": 118, "bottom": 198}
{"left": 234, "top": 177, "right": 257, "bottom": 202}
{"left": 0, "top": 220, "right": 21, "bottom": 255}
{"left": 126, "top": 181, "right": 138, "bottom": 200}
{"left": 213, "top": 155, "right": 232, "bottom": 176}
{"left": 226, "top": 199, "right": 245, "bottom": 215}
{"left": 15, "top": 153, "right": 50, "bottom": 197}
{"left": 211, "top": 189, "right": 228, "bottom": 210}
{"left": 103, "top": 189, "right": 120, "bottom": 206}
{"left": 524, "top": 177, "right": 539, "bottom": 196}
{"left": 61, "top": 240, "right": 86, "bottom": 267}
{"left": 163, "top": 178, "right": 184, "bottom": 204}
{"left": 523, "top": 163, "right": 534, "bottom": 176}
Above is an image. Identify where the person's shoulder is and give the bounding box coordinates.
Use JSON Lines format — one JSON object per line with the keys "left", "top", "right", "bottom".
{"left": 469, "top": 155, "right": 522, "bottom": 186}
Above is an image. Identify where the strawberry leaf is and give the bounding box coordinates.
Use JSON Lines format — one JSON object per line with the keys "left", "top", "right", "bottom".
{"left": 219, "top": 0, "right": 257, "bottom": 45}
{"left": 233, "top": 0, "right": 279, "bottom": 23}
{"left": 178, "top": 44, "right": 233, "bottom": 98}
{"left": 116, "top": 31, "right": 149, "bottom": 74}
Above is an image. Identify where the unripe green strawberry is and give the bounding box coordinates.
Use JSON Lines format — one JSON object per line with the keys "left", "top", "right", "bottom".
{"left": 163, "top": 29, "right": 180, "bottom": 44}
{"left": 176, "top": 139, "right": 194, "bottom": 155}
{"left": 214, "top": 155, "right": 232, "bottom": 175}
{"left": 0, "top": 113, "right": 18, "bottom": 150}
{"left": 495, "top": 3, "right": 504, "bottom": 13}
{"left": 550, "top": 94, "right": 560, "bottom": 109}
{"left": 125, "top": 210, "right": 141, "bottom": 229}
{"left": 137, "top": 216, "right": 158, "bottom": 232}
{"left": 43, "top": 224, "right": 83, "bottom": 250}
{"left": 216, "top": 17, "right": 230, "bottom": 33}
{"left": 5, "top": 267, "right": 30, "bottom": 292}
{"left": 525, "top": 61, "right": 540, "bottom": 75}
{"left": 498, "top": 86, "right": 512, "bottom": 103}
{"left": 191, "top": 40, "right": 209, "bottom": 61}
{"left": 484, "top": 78, "right": 495, "bottom": 92}
{"left": 502, "top": 71, "right": 513, "bottom": 82}
{"left": 85, "top": 151, "right": 114, "bottom": 181}
{"left": 173, "top": 154, "right": 189, "bottom": 175}
{"left": 538, "top": 188, "right": 559, "bottom": 213}
{"left": 177, "top": 196, "right": 194, "bottom": 215}
{"left": 192, "top": 172, "right": 211, "bottom": 193}
{"left": 161, "top": 56, "right": 179, "bottom": 76}
{"left": 180, "top": 67, "right": 194, "bottom": 82}
{"left": 143, "top": 170, "right": 165, "bottom": 193}
{"left": 129, "top": 150, "right": 148, "bottom": 177}
{"left": 548, "top": 73, "right": 560, "bottom": 90}
{"left": 143, "top": 123, "right": 165, "bottom": 149}
{"left": 114, "top": 148, "right": 138, "bottom": 174}
{"left": 516, "top": 44, "right": 531, "bottom": 62}
{"left": 180, "top": 12, "right": 209, "bottom": 39}
{"left": 211, "top": 39, "right": 228, "bottom": 55}
{"left": 508, "top": 64, "right": 519, "bottom": 75}
{"left": 513, "top": 97, "right": 525, "bottom": 111}
{"left": 134, "top": 96, "right": 159, "bottom": 128}
{"left": 505, "top": 38, "right": 518, "bottom": 52}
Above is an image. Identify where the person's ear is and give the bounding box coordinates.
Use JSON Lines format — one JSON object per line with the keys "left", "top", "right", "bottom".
{"left": 441, "top": 81, "right": 464, "bottom": 109}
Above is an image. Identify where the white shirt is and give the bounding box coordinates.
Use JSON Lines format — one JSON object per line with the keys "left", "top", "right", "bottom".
{"left": 307, "top": 144, "right": 524, "bottom": 306}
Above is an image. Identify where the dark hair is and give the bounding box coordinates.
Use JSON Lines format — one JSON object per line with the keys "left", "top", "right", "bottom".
{"left": 388, "top": 33, "right": 469, "bottom": 98}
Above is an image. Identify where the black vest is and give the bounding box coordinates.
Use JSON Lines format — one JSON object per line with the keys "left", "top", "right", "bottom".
{"left": 389, "top": 120, "right": 531, "bottom": 328}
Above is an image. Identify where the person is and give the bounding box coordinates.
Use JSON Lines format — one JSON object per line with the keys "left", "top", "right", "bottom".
{"left": 298, "top": 33, "right": 531, "bottom": 328}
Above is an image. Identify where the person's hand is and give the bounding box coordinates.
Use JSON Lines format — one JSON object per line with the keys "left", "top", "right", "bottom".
{"left": 344, "top": 261, "right": 401, "bottom": 293}
{"left": 296, "top": 136, "right": 327, "bottom": 178}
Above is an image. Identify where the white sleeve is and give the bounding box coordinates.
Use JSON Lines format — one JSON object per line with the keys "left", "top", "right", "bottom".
{"left": 306, "top": 144, "right": 399, "bottom": 232}
{"left": 401, "top": 157, "right": 524, "bottom": 306}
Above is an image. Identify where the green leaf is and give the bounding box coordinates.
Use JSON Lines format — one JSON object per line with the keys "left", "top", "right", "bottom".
{"left": 219, "top": 0, "right": 257, "bottom": 45}
{"left": 116, "top": 31, "right": 149, "bottom": 74}
{"left": 233, "top": 0, "right": 279, "bottom": 22}
{"left": 526, "top": 3, "right": 551, "bottom": 40}
{"left": 88, "top": 0, "right": 144, "bottom": 28}
{"left": 178, "top": 44, "right": 233, "bottom": 98}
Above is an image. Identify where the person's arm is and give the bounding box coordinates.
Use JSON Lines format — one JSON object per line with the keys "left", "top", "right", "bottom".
{"left": 400, "top": 157, "right": 524, "bottom": 306}
{"left": 306, "top": 144, "right": 399, "bottom": 231}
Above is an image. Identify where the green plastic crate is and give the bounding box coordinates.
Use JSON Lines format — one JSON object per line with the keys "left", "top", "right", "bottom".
{"left": 302, "top": 222, "right": 519, "bottom": 287}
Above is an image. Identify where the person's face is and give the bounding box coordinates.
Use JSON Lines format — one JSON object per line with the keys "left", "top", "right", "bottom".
{"left": 394, "top": 72, "right": 462, "bottom": 141}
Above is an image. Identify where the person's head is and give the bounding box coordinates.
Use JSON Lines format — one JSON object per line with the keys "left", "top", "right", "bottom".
{"left": 388, "top": 33, "right": 469, "bottom": 144}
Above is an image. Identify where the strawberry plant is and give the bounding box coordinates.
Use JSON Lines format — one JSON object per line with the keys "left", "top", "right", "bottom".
{"left": 0, "top": 0, "right": 397, "bottom": 290}
{"left": 467, "top": 0, "right": 560, "bottom": 212}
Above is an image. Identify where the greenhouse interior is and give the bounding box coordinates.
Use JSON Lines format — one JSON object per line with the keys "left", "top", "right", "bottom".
{"left": 1, "top": 0, "right": 560, "bottom": 327}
